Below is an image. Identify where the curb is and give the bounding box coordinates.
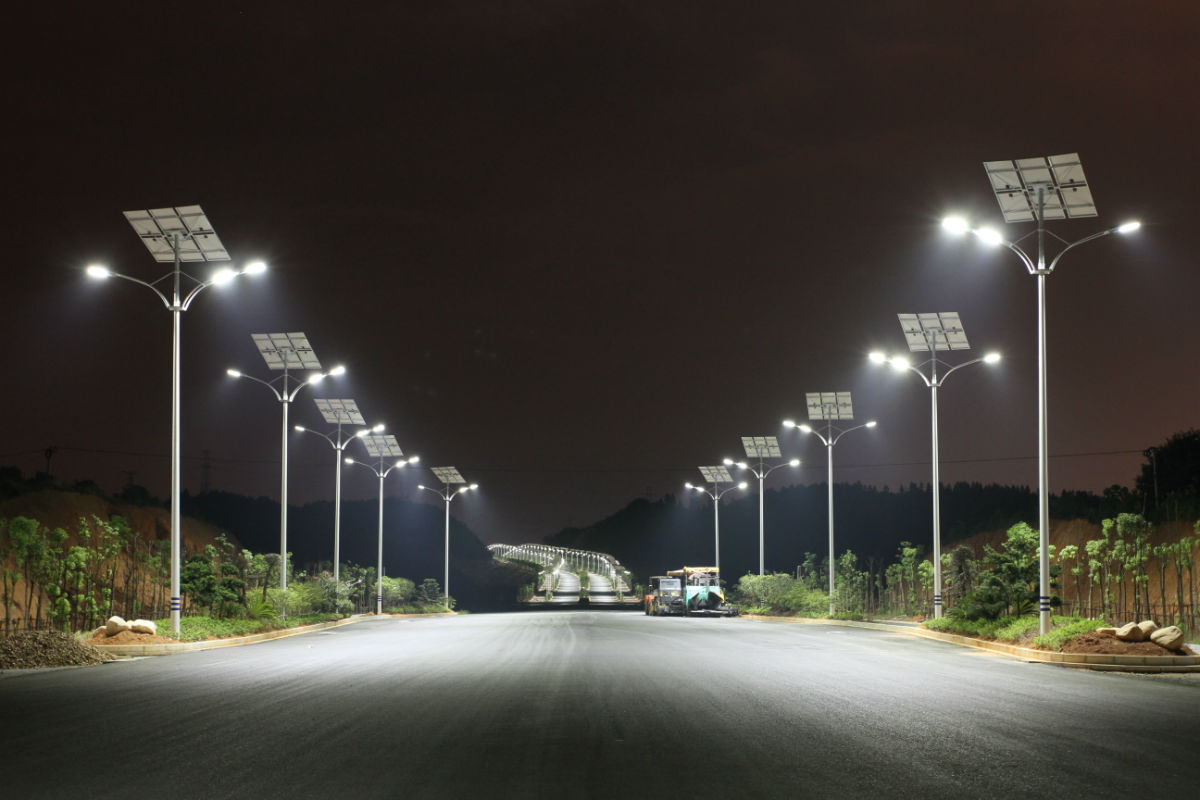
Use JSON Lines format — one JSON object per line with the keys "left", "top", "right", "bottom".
{"left": 92, "top": 612, "right": 453, "bottom": 657}
{"left": 740, "top": 614, "right": 1200, "bottom": 673}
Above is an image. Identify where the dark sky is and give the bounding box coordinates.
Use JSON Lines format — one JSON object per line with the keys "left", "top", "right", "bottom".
{"left": 4, "top": 3, "right": 1198, "bottom": 546}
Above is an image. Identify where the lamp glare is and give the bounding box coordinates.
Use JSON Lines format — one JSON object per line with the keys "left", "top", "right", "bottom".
{"left": 942, "top": 216, "right": 969, "bottom": 235}
{"left": 977, "top": 227, "right": 1003, "bottom": 247}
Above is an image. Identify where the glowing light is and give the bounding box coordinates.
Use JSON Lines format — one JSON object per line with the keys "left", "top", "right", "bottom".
{"left": 977, "top": 227, "right": 1004, "bottom": 247}
{"left": 941, "top": 216, "right": 969, "bottom": 235}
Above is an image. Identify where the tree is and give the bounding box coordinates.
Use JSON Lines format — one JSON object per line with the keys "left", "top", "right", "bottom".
{"left": 1056, "top": 544, "right": 1082, "bottom": 614}
{"left": 944, "top": 544, "right": 977, "bottom": 608}
{"left": 180, "top": 547, "right": 219, "bottom": 615}
{"left": 953, "top": 522, "right": 1057, "bottom": 621}
{"left": 417, "top": 577, "right": 444, "bottom": 607}
{"left": 1138, "top": 430, "right": 1200, "bottom": 521}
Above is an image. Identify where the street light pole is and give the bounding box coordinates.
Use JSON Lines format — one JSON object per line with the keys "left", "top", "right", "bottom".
{"left": 227, "top": 333, "right": 344, "bottom": 616}
{"left": 684, "top": 477, "right": 748, "bottom": 572}
{"left": 345, "top": 452, "right": 417, "bottom": 615}
{"left": 87, "top": 206, "right": 265, "bottom": 633}
{"left": 295, "top": 404, "right": 382, "bottom": 593}
{"left": 869, "top": 313, "right": 1000, "bottom": 618}
{"left": 419, "top": 467, "right": 477, "bottom": 611}
{"left": 784, "top": 404, "right": 876, "bottom": 616}
{"left": 942, "top": 152, "right": 1140, "bottom": 634}
{"left": 725, "top": 437, "right": 800, "bottom": 575}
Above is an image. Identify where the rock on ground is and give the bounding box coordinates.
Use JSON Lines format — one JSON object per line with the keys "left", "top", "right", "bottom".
{"left": 0, "top": 631, "right": 116, "bottom": 670}
{"left": 1150, "top": 626, "right": 1185, "bottom": 651}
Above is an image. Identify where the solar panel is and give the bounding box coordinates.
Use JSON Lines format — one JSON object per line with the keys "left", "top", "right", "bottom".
{"left": 314, "top": 398, "right": 364, "bottom": 426}
{"left": 983, "top": 152, "right": 1098, "bottom": 223}
{"left": 252, "top": 332, "right": 322, "bottom": 371}
{"left": 361, "top": 434, "right": 404, "bottom": 459}
{"left": 432, "top": 466, "right": 466, "bottom": 485}
{"left": 123, "top": 206, "right": 230, "bottom": 263}
{"left": 741, "top": 436, "right": 781, "bottom": 459}
{"left": 898, "top": 312, "right": 971, "bottom": 352}
{"left": 698, "top": 465, "right": 733, "bottom": 484}
{"left": 806, "top": 391, "right": 854, "bottom": 421}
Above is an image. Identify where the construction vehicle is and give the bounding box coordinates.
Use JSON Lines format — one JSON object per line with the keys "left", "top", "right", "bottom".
{"left": 644, "top": 575, "right": 684, "bottom": 615}
{"left": 647, "top": 566, "right": 738, "bottom": 616}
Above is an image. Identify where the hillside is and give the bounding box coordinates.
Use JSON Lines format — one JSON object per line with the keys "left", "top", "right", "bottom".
{"left": 0, "top": 489, "right": 234, "bottom": 555}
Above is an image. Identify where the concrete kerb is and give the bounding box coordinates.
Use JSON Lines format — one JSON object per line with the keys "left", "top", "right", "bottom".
{"left": 740, "top": 614, "right": 1200, "bottom": 673}
{"left": 94, "top": 612, "right": 454, "bottom": 658}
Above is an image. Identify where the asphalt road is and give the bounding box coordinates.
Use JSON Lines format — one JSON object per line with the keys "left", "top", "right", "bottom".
{"left": 3, "top": 612, "right": 1199, "bottom": 799}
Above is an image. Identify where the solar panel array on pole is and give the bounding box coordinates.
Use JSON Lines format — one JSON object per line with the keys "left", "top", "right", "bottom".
{"left": 806, "top": 391, "right": 854, "bottom": 421}
{"left": 897, "top": 312, "right": 971, "bottom": 352}
{"left": 314, "top": 398, "right": 365, "bottom": 426}
{"left": 432, "top": 466, "right": 466, "bottom": 485}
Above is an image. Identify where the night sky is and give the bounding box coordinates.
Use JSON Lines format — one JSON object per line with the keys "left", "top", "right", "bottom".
{"left": 4, "top": 3, "right": 1198, "bottom": 547}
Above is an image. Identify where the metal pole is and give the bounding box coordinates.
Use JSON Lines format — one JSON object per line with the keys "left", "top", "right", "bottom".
{"left": 1037, "top": 271, "right": 1051, "bottom": 635}
{"left": 169, "top": 295, "right": 182, "bottom": 633}
{"left": 444, "top": 494, "right": 451, "bottom": 610}
{"left": 376, "top": 471, "right": 384, "bottom": 615}
{"left": 713, "top": 491, "right": 720, "bottom": 571}
{"left": 758, "top": 471, "right": 765, "bottom": 575}
{"left": 931, "top": 382, "right": 942, "bottom": 618}
{"left": 280, "top": 396, "right": 289, "bottom": 618}
{"left": 1035, "top": 186, "right": 1051, "bottom": 637}
{"left": 827, "top": 441, "right": 835, "bottom": 616}
{"left": 333, "top": 443, "right": 343, "bottom": 589}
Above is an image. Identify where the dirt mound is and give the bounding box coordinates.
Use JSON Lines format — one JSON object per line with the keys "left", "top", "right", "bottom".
{"left": 0, "top": 631, "right": 116, "bottom": 670}
{"left": 1061, "top": 630, "right": 1194, "bottom": 656}
{"left": 88, "top": 630, "right": 178, "bottom": 646}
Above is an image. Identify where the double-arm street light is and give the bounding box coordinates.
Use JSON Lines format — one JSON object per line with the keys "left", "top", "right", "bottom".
{"left": 87, "top": 205, "right": 265, "bottom": 633}
{"left": 418, "top": 467, "right": 478, "bottom": 611}
{"left": 294, "top": 398, "right": 383, "bottom": 595}
{"left": 784, "top": 392, "right": 876, "bottom": 616}
{"left": 346, "top": 434, "right": 418, "bottom": 615}
{"left": 685, "top": 465, "right": 747, "bottom": 572}
{"left": 724, "top": 437, "right": 799, "bottom": 575}
{"left": 227, "top": 332, "right": 344, "bottom": 613}
{"left": 869, "top": 312, "right": 1000, "bottom": 618}
{"left": 942, "top": 152, "right": 1140, "bottom": 635}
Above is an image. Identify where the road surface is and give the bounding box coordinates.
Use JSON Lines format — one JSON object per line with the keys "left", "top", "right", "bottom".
{"left": 3, "top": 612, "right": 1198, "bottom": 798}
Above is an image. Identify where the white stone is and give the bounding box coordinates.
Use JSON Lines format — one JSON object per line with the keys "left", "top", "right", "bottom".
{"left": 1115, "top": 622, "right": 1145, "bottom": 642}
{"left": 129, "top": 619, "right": 157, "bottom": 635}
{"left": 1137, "top": 620, "right": 1159, "bottom": 637}
{"left": 105, "top": 615, "right": 131, "bottom": 635}
{"left": 1151, "top": 626, "right": 1185, "bottom": 651}
{"left": 1095, "top": 627, "right": 1118, "bottom": 636}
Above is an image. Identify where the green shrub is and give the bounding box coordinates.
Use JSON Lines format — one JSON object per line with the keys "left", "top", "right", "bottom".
{"left": 993, "top": 616, "right": 1040, "bottom": 641}
{"left": 156, "top": 613, "right": 341, "bottom": 642}
{"left": 783, "top": 586, "right": 830, "bottom": 616}
{"left": 925, "top": 614, "right": 1102, "bottom": 648}
{"left": 1034, "top": 618, "right": 1107, "bottom": 651}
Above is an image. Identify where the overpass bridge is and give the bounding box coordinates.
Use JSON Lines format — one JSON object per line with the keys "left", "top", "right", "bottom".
{"left": 487, "top": 543, "right": 640, "bottom": 607}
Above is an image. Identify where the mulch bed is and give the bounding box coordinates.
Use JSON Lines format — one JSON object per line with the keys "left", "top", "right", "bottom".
{"left": 87, "top": 630, "right": 179, "bottom": 646}
{"left": 0, "top": 631, "right": 116, "bottom": 669}
{"left": 1060, "top": 630, "right": 1194, "bottom": 656}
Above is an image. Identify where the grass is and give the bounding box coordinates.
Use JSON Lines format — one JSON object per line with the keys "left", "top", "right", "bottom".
{"left": 923, "top": 614, "right": 1107, "bottom": 650}
{"left": 154, "top": 614, "right": 342, "bottom": 642}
